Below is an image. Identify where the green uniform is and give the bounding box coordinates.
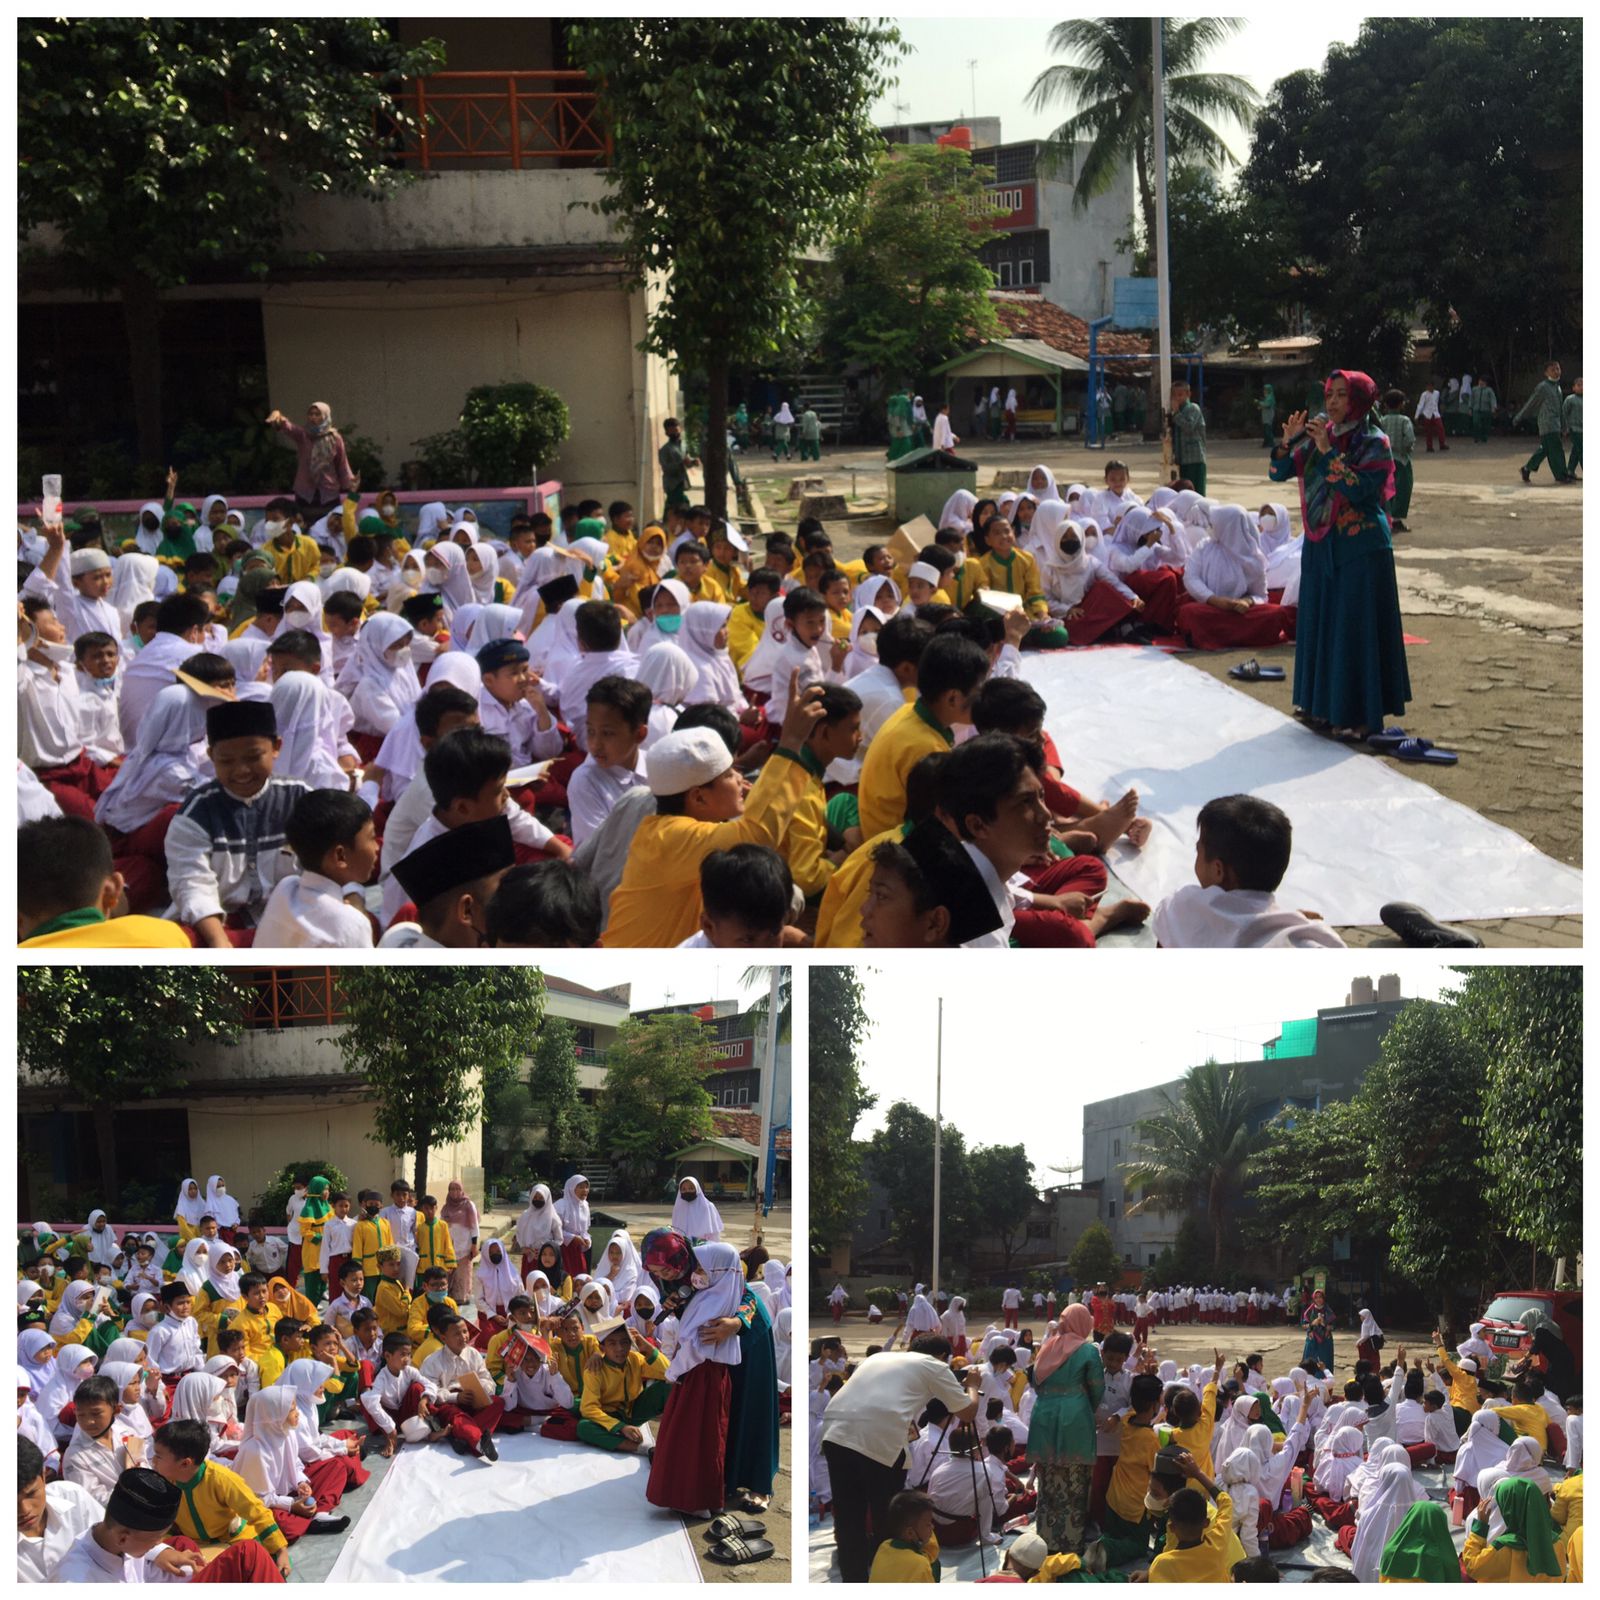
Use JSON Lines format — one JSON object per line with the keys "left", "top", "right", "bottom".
{"left": 1516, "top": 378, "right": 1568, "bottom": 481}
{"left": 1563, "top": 391, "right": 1582, "bottom": 475}
{"left": 885, "top": 391, "right": 915, "bottom": 461}
{"left": 799, "top": 407, "right": 822, "bottom": 462}
{"left": 658, "top": 437, "right": 691, "bottom": 510}
{"left": 1380, "top": 411, "right": 1416, "bottom": 522}
{"left": 1471, "top": 384, "right": 1497, "bottom": 443}
{"left": 1174, "top": 399, "right": 1207, "bottom": 494}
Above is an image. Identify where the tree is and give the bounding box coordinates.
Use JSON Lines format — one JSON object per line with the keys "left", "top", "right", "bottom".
{"left": 569, "top": 20, "right": 903, "bottom": 517}
{"left": 967, "top": 1144, "right": 1038, "bottom": 1277}
{"left": 527, "top": 1017, "right": 595, "bottom": 1174}
{"left": 18, "top": 20, "right": 444, "bottom": 463}
{"left": 742, "top": 965, "right": 793, "bottom": 1043}
{"left": 1069, "top": 1221, "right": 1120, "bottom": 1291}
{"left": 820, "top": 146, "right": 1002, "bottom": 394}
{"left": 1241, "top": 20, "right": 1581, "bottom": 380}
{"left": 18, "top": 967, "right": 245, "bottom": 1205}
{"left": 1125, "top": 1060, "right": 1260, "bottom": 1269}
{"left": 865, "top": 1101, "right": 973, "bottom": 1284}
{"left": 335, "top": 970, "right": 545, "bottom": 1199}
{"left": 255, "top": 1159, "right": 352, "bottom": 1228}
{"left": 1149, "top": 1215, "right": 1212, "bottom": 1288}
{"left": 1360, "top": 1000, "right": 1490, "bottom": 1324}
{"left": 1028, "top": 20, "right": 1258, "bottom": 257}
{"left": 809, "top": 969, "right": 875, "bottom": 1254}
{"left": 597, "top": 1014, "right": 718, "bottom": 1194}
{"left": 1452, "top": 966, "right": 1582, "bottom": 1269}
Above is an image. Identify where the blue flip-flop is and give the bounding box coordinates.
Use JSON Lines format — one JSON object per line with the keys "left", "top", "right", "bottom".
{"left": 1229, "top": 659, "right": 1285, "bottom": 682}
{"left": 1366, "top": 727, "right": 1413, "bottom": 752}
{"left": 1392, "top": 737, "right": 1458, "bottom": 765}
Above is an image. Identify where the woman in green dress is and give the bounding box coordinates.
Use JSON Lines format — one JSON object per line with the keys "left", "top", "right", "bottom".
{"left": 1026, "top": 1303, "right": 1105, "bottom": 1554}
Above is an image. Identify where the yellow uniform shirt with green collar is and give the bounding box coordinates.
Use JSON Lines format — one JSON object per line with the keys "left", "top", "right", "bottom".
{"left": 815, "top": 818, "right": 913, "bottom": 948}
{"left": 170, "top": 1459, "right": 287, "bottom": 1556}
{"left": 976, "top": 547, "right": 1048, "bottom": 618}
{"left": 486, "top": 1322, "right": 540, "bottom": 1381}
{"left": 373, "top": 1274, "right": 412, "bottom": 1336}
{"left": 1552, "top": 1472, "right": 1583, "bottom": 1540}
{"left": 710, "top": 558, "right": 746, "bottom": 602}
{"left": 1434, "top": 1346, "right": 1479, "bottom": 1413}
{"left": 351, "top": 1216, "right": 394, "bottom": 1277}
{"left": 781, "top": 746, "right": 837, "bottom": 899}
{"left": 407, "top": 1291, "right": 455, "bottom": 1346}
{"left": 826, "top": 605, "right": 853, "bottom": 644}
{"left": 869, "top": 1534, "right": 940, "bottom": 1582}
{"left": 606, "top": 528, "right": 638, "bottom": 565}
{"left": 727, "top": 600, "right": 765, "bottom": 672}
{"left": 674, "top": 570, "right": 728, "bottom": 605}
{"left": 195, "top": 1283, "right": 243, "bottom": 1354}
{"left": 857, "top": 698, "right": 954, "bottom": 840}
{"left": 224, "top": 1304, "right": 280, "bottom": 1364}
{"left": 553, "top": 1333, "right": 602, "bottom": 1401}
{"left": 1493, "top": 1400, "right": 1550, "bottom": 1453}
{"left": 257, "top": 1346, "right": 287, "bottom": 1389}
{"left": 578, "top": 1344, "right": 671, "bottom": 1433}
{"left": 1149, "top": 1490, "right": 1234, "bottom": 1582}
{"left": 414, "top": 1218, "right": 457, "bottom": 1277}
{"left": 1106, "top": 1413, "right": 1161, "bottom": 1524}
{"left": 1461, "top": 1525, "right": 1566, "bottom": 1582}
{"left": 948, "top": 558, "right": 986, "bottom": 611}
{"left": 837, "top": 557, "right": 868, "bottom": 591}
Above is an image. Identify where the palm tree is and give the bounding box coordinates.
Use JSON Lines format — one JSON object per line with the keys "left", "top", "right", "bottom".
{"left": 1124, "top": 1059, "right": 1259, "bottom": 1269}
{"left": 741, "top": 965, "right": 792, "bottom": 1042}
{"left": 1027, "top": 19, "right": 1259, "bottom": 257}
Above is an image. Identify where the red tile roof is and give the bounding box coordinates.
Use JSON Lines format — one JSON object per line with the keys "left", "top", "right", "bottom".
{"left": 989, "top": 291, "right": 1150, "bottom": 365}
{"left": 711, "top": 1109, "right": 791, "bottom": 1157}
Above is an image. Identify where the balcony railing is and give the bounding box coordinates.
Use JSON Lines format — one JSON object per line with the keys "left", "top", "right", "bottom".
{"left": 392, "top": 72, "right": 609, "bottom": 171}
{"left": 240, "top": 968, "right": 346, "bottom": 1031}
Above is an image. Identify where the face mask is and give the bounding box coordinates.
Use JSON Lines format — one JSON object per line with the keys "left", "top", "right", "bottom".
{"left": 655, "top": 614, "right": 682, "bottom": 634}
{"left": 1061, "top": 541, "right": 1081, "bottom": 558}
{"left": 857, "top": 634, "right": 879, "bottom": 658}
{"left": 264, "top": 520, "right": 286, "bottom": 539}
{"left": 1259, "top": 515, "right": 1277, "bottom": 532}
{"left": 532, "top": 1196, "right": 545, "bottom": 1209}
{"left": 141, "top": 1309, "right": 159, "bottom": 1327}
{"left": 36, "top": 640, "right": 74, "bottom": 664}
{"left": 427, "top": 1290, "right": 447, "bottom": 1303}
{"left": 97, "top": 1272, "right": 113, "bottom": 1286}
{"left": 410, "top": 635, "right": 437, "bottom": 664}
{"left": 319, "top": 562, "right": 336, "bottom": 580}
{"left": 1144, "top": 1491, "right": 1168, "bottom": 1516}
{"left": 952, "top": 550, "right": 966, "bottom": 568}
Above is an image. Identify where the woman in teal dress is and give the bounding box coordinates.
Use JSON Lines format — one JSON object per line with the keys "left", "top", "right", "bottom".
{"left": 1271, "top": 369, "right": 1411, "bottom": 737}
{"left": 1301, "top": 1289, "right": 1337, "bottom": 1370}
{"left": 1025, "top": 1303, "right": 1105, "bottom": 1555}
{"left": 722, "top": 1284, "right": 780, "bottom": 1510}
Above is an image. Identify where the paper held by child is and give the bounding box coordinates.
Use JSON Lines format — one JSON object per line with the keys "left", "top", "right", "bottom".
{"left": 887, "top": 516, "right": 936, "bottom": 567}
{"left": 976, "top": 587, "right": 1026, "bottom": 614}
{"left": 505, "top": 760, "right": 554, "bottom": 788}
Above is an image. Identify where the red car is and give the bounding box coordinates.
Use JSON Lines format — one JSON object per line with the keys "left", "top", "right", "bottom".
{"left": 1477, "top": 1289, "right": 1583, "bottom": 1382}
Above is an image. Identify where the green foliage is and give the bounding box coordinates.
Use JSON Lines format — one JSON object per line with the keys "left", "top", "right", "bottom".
{"left": 483, "top": 1075, "right": 537, "bottom": 1187}
{"left": 966, "top": 1144, "right": 1039, "bottom": 1277}
{"left": 1241, "top": 20, "right": 1581, "bottom": 378}
{"left": 596, "top": 1014, "right": 718, "bottom": 1195}
{"left": 254, "top": 1160, "right": 353, "bottom": 1228}
{"left": 820, "top": 146, "right": 1002, "bottom": 388}
{"left": 1028, "top": 19, "right": 1258, "bottom": 248}
{"left": 741, "top": 965, "right": 793, "bottom": 1044}
{"left": 1361, "top": 1001, "right": 1490, "bottom": 1315}
{"left": 1246, "top": 1099, "right": 1388, "bottom": 1264}
{"left": 865, "top": 1102, "right": 973, "bottom": 1283}
{"left": 1149, "top": 1215, "right": 1212, "bottom": 1288}
{"left": 527, "top": 1018, "right": 596, "bottom": 1172}
{"left": 408, "top": 430, "right": 475, "bottom": 491}
{"left": 569, "top": 19, "right": 904, "bottom": 515}
{"left": 808, "top": 969, "right": 875, "bottom": 1253}
{"left": 335, "top": 970, "right": 545, "bottom": 1198}
{"left": 1451, "top": 966, "right": 1582, "bottom": 1264}
{"left": 1068, "top": 1221, "right": 1120, "bottom": 1289}
{"left": 458, "top": 383, "right": 570, "bottom": 487}
{"left": 1126, "top": 1060, "right": 1260, "bottom": 1270}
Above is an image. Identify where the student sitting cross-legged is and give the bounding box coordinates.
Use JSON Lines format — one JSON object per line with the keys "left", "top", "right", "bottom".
{"left": 576, "top": 1316, "right": 672, "bottom": 1453}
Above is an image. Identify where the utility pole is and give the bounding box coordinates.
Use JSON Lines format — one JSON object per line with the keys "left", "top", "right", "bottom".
{"left": 931, "top": 998, "right": 943, "bottom": 1298}
{"left": 968, "top": 60, "right": 979, "bottom": 126}
{"left": 1151, "top": 17, "right": 1174, "bottom": 485}
{"left": 753, "top": 966, "right": 781, "bottom": 1238}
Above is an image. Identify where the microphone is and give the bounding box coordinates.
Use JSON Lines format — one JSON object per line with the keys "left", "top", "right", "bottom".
{"left": 1281, "top": 413, "right": 1328, "bottom": 452}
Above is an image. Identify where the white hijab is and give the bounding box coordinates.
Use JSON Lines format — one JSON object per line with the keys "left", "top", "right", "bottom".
{"left": 1318, "top": 1425, "right": 1366, "bottom": 1500}
{"left": 39, "top": 1344, "right": 98, "bottom": 1428}
{"left": 467, "top": 604, "right": 525, "bottom": 655}
{"left": 1025, "top": 464, "right": 1058, "bottom": 501}
{"left": 172, "top": 1371, "right": 227, "bottom": 1428}
{"left": 172, "top": 1178, "right": 207, "bottom": 1229}
{"left": 524, "top": 1270, "right": 562, "bottom": 1319}
{"left": 593, "top": 1229, "right": 643, "bottom": 1307}
{"left": 1357, "top": 1307, "right": 1382, "bottom": 1343}
{"left": 464, "top": 535, "right": 501, "bottom": 605}
{"left": 269, "top": 671, "right": 348, "bottom": 789}
{"left": 1213, "top": 1392, "right": 1260, "bottom": 1468}
{"left": 679, "top": 603, "right": 743, "bottom": 708}
{"left": 514, "top": 1185, "right": 563, "bottom": 1252}
{"left": 1257, "top": 502, "right": 1294, "bottom": 556}
{"left": 556, "top": 1175, "right": 591, "bottom": 1242}
{"left": 110, "top": 552, "right": 161, "bottom": 634}
{"left": 665, "top": 1241, "right": 745, "bottom": 1382}
{"left": 905, "top": 1293, "right": 942, "bottom": 1336}
{"left": 844, "top": 606, "right": 886, "bottom": 680}
{"left": 205, "top": 1246, "right": 243, "bottom": 1305}
{"left": 204, "top": 1176, "right": 242, "bottom": 1230}
{"left": 424, "top": 542, "right": 476, "bottom": 617}
{"left": 637, "top": 639, "right": 697, "bottom": 706}
{"left": 18, "top": 1330, "right": 58, "bottom": 1397}
{"left": 737, "top": 597, "right": 790, "bottom": 694}
{"left": 762, "top": 1260, "right": 791, "bottom": 1314}
{"left": 1021, "top": 496, "right": 1068, "bottom": 564}
{"left": 234, "top": 1383, "right": 303, "bottom": 1495}
{"left": 939, "top": 488, "right": 977, "bottom": 532}
{"left": 1189, "top": 505, "right": 1267, "bottom": 599}
{"left": 84, "top": 1211, "right": 121, "bottom": 1268}
{"left": 133, "top": 500, "right": 165, "bottom": 555}
{"left": 670, "top": 1178, "right": 724, "bottom": 1241}
{"left": 94, "top": 684, "right": 207, "bottom": 834}
{"left": 348, "top": 613, "right": 422, "bottom": 722}
{"left": 1349, "top": 1461, "right": 1424, "bottom": 1582}
{"left": 577, "top": 1278, "right": 616, "bottom": 1330}
{"left": 1453, "top": 1407, "right": 1511, "bottom": 1490}
{"left": 852, "top": 573, "right": 900, "bottom": 615}
{"left": 372, "top": 656, "right": 481, "bottom": 795}
{"left": 178, "top": 1239, "right": 211, "bottom": 1296}
{"left": 477, "top": 1238, "right": 521, "bottom": 1316}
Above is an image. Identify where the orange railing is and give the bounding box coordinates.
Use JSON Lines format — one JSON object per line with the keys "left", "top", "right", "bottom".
{"left": 240, "top": 968, "right": 347, "bottom": 1031}
{"left": 392, "top": 72, "right": 609, "bottom": 170}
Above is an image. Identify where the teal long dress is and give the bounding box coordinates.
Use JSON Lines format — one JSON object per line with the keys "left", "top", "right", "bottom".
{"left": 1028, "top": 1340, "right": 1106, "bottom": 1555}
{"left": 723, "top": 1289, "right": 780, "bottom": 1497}
{"left": 1270, "top": 412, "right": 1411, "bottom": 731}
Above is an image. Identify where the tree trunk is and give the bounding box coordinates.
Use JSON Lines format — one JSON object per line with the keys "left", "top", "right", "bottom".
{"left": 91, "top": 1103, "right": 120, "bottom": 1209}
{"left": 702, "top": 352, "right": 730, "bottom": 520}
{"left": 120, "top": 270, "right": 165, "bottom": 466}
{"left": 1133, "top": 139, "right": 1165, "bottom": 451}
{"left": 413, "top": 1135, "right": 430, "bottom": 1205}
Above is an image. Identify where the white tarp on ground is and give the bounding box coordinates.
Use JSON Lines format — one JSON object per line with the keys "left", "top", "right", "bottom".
{"left": 1020, "top": 649, "right": 1583, "bottom": 926}
{"left": 326, "top": 1428, "right": 702, "bottom": 1583}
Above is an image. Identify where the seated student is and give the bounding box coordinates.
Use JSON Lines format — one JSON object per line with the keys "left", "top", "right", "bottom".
{"left": 1462, "top": 1475, "right": 1565, "bottom": 1582}
{"left": 362, "top": 1330, "right": 449, "bottom": 1456}
{"left": 611, "top": 525, "right": 670, "bottom": 617}
{"left": 817, "top": 567, "right": 855, "bottom": 645}
{"left": 228, "top": 1385, "right": 351, "bottom": 1543}
{"left": 1494, "top": 1373, "right": 1554, "bottom": 1455}
{"left": 143, "top": 1281, "right": 205, "bottom": 1380}
{"left": 419, "top": 1314, "right": 504, "bottom": 1462}
{"left": 485, "top": 1295, "right": 540, "bottom": 1380}
{"left": 903, "top": 554, "right": 951, "bottom": 615}
{"left": 1035, "top": 511, "right": 1148, "bottom": 645}
{"left": 706, "top": 521, "right": 749, "bottom": 602}
{"left": 381, "top": 812, "right": 515, "bottom": 953}
{"left": 408, "top": 1267, "right": 458, "bottom": 1346}
{"left": 669, "top": 539, "right": 727, "bottom": 605}
{"left": 251, "top": 789, "right": 377, "bottom": 948}
{"left": 556, "top": 600, "right": 639, "bottom": 754}
{"left": 767, "top": 586, "right": 844, "bottom": 736}
{"left": 828, "top": 611, "right": 931, "bottom": 787}
{"left": 72, "top": 629, "right": 125, "bottom": 762}
{"left": 603, "top": 682, "right": 825, "bottom": 946}
{"left": 855, "top": 830, "right": 986, "bottom": 948}
{"left": 326, "top": 1259, "right": 372, "bottom": 1342}
{"left": 1153, "top": 794, "right": 1345, "bottom": 948}
{"left": 62, "top": 1377, "right": 146, "bottom": 1507}
{"left": 781, "top": 683, "right": 862, "bottom": 899}
{"left": 164, "top": 701, "right": 310, "bottom": 947}
{"left": 926, "top": 1424, "right": 1017, "bottom": 1549}
{"left": 728, "top": 567, "right": 781, "bottom": 672}
{"left": 486, "top": 859, "right": 603, "bottom": 947}
{"left": 857, "top": 632, "right": 989, "bottom": 839}
{"left": 472, "top": 637, "right": 562, "bottom": 766}
{"left": 18, "top": 1434, "right": 105, "bottom": 1582}
{"left": 576, "top": 1316, "right": 672, "bottom": 1453}
{"left": 18, "top": 815, "right": 191, "bottom": 948}
{"left": 869, "top": 1489, "right": 942, "bottom": 1582}
{"left": 149, "top": 1417, "right": 292, "bottom": 1571}
{"left": 370, "top": 1247, "right": 414, "bottom": 1338}
{"left": 501, "top": 1339, "right": 577, "bottom": 1432}
{"left": 266, "top": 635, "right": 359, "bottom": 790}
{"left": 1176, "top": 507, "right": 1292, "bottom": 650}
{"left": 1146, "top": 1452, "right": 1235, "bottom": 1583}
{"left": 228, "top": 1272, "right": 282, "bottom": 1364}
{"left": 567, "top": 676, "right": 652, "bottom": 846}
{"left": 973, "top": 517, "right": 1062, "bottom": 645}
{"left": 1102, "top": 508, "right": 1184, "bottom": 632}
{"left": 683, "top": 843, "right": 795, "bottom": 948}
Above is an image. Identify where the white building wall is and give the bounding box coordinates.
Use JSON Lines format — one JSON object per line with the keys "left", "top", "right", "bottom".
{"left": 1037, "top": 171, "right": 1133, "bottom": 321}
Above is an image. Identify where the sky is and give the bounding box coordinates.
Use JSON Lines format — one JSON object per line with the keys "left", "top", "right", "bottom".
{"left": 533, "top": 954, "right": 773, "bottom": 1015}
{"left": 873, "top": 17, "right": 1353, "bottom": 166}
{"left": 849, "top": 959, "right": 1458, "bottom": 1184}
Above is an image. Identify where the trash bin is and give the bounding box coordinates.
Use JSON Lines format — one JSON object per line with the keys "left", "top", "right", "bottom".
{"left": 886, "top": 446, "right": 980, "bottom": 526}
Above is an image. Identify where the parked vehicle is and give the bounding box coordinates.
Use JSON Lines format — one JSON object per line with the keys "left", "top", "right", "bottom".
{"left": 1477, "top": 1289, "right": 1582, "bottom": 1387}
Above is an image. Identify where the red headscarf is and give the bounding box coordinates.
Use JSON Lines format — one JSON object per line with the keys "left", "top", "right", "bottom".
{"left": 1326, "top": 369, "right": 1380, "bottom": 419}
{"left": 1034, "top": 1302, "right": 1094, "bottom": 1384}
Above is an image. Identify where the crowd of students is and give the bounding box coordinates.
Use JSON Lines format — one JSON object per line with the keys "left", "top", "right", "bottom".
{"left": 808, "top": 1294, "right": 1582, "bottom": 1583}
{"left": 16, "top": 451, "right": 1349, "bottom": 950}
{"left": 16, "top": 1169, "right": 793, "bottom": 1581}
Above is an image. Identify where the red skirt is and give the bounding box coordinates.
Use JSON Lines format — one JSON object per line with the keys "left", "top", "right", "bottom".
{"left": 1063, "top": 580, "right": 1136, "bottom": 646}
{"left": 646, "top": 1359, "right": 731, "bottom": 1513}
{"left": 560, "top": 1238, "right": 590, "bottom": 1280}
{"left": 1122, "top": 567, "right": 1182, "bottom": 633}
{"left": 1175, "top": 598, "right": 1291, "bottom": 651}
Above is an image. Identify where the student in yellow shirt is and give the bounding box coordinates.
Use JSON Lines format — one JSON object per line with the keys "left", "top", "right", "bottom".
{"left": 604, "top": 680, "right": 826, "bottom": 947}
{"left": 486, "top": 1296, "right": 543, "bottom": 1380}
{"left": 576, "top": 1318, "right": 671, "bottom": 1451}
{"left": 977, "top": 516, "right": 1062, "bottom": 642}
{"left": 257, "top": 1316, "right": 307, "bottom": 1391}
{"left": 782, "top": 684, "right": 862, "bottom": 900}
{"left": 727, "top": 569, "right": 782, "bottom": 673}
{"left": 671, "top": 541, "right": 727, "bottom": 605}
{"left": 857, "top": 632, "right": 988, "bottom": 839}
{"left": 412, "top": 1300, "right": 457, "bottom": 1367}
{"left": 1099, "top": 1371, "right": 1167, "bottom": 1565}
{"left": 868, "top": 1490, "right": 941, "bottom": 1582}
{"left": 1462, "top": 1475, "right": 1565, "bottom": 1582}
{"left": 18, "top": 816, "right": 192, "bottom": 949}
{"left": 150, "top": 1419, "right": 293, "bottom": 1578}
{"left": 351, "top": 1193, "right": 395, "bottom": 1278}
{"left": 1163, "top": 1349, "right": 1224, "bottom": 1479}
{"left": 372, "top": 1249, "right": 413, "bottom": 1337}
{"left": 605, "top": 500, "right": 639, "bottom": 565}
{"left": 938, "top": 528, "right": 988, "bottom": 610}
{"left": 1433, "top": 1330, "right": 1481, "bottom": 1432}
{"left": 1551, "top": 1470, "right": 1583, "bottom": 1549}
{"left": 1146, "top": 1450, "right": 1234, "bottom": 1582}
{"left": 1493, "top": 1373, "right": 1554, "bottom": 1454}
{"left": 611, "top": 526, "right": 669, "bottom": 618}
{"left": 408, "top": 1267, "right": 457, "bottom": 1345}
{"left": 413, "top": 1195, "right": 457, "bottom": 1286}
{"left": 707, "top": 523, "right": 749, "bottom": 603}
{"left": 218, "top": 1275, "right": 279, "bottom": 1365}
{"left": 819, "top": 569, "right": 854, "bottom": 645}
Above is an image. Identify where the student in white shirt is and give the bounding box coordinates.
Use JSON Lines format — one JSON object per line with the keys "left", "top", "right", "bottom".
{"left": 252, "top": 789, "right": 378, "bottom": 948}
{"left": 418, "top": 1315, "right": 503, "bottom": 1460}
{"left": 554, "top": 599, "right": 639, "bottom": 753}
{"left": 61, "top": 1377, "right": 146, "bottom": 1507}
{"left": 379, "top": 813, "right": 516, "bottom": 950}
{"left": 143, "top": 1284, "right": 204, "bottom": 1379}
{"left": 379, "top": 1182, "right": 418, "bottom": 1253}
{"left": 567, "top": 676, "right": 652, "bottom": 846}
{"left": 1154, "top": 794, "right": 1345, "bottom": 948}
{"left": 72, "top": 633, "right": 125, "bottom": 764}
{"left": 768, "top": 588, "right": 837, "bottom": 734}
{"left": 17, "top": 1436, "right": 103, "bottom": 1582}
{"left": 474, "top": 637, "right": 564, "bottom": 766}
{"left": 24, "top": 529, "right": 123, "bottom": 642}
{"left": 361, "top": 1331, "right": 445, "bottom": 1456}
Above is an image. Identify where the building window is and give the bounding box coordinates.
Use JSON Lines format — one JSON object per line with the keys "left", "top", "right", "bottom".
{"left": 1108, "top": 1200, "right": 1117, "bottom": 1218}
{"left": 1017, "top": 259, "right": 1034, "bottom": 285}
{"left": 996, "top": 261, "right": 1013, "bottom": 288}
{"left": 1149, "top": 1252, "right": 1158, "bottom": 1266}
{"left": 1113, "top": 1137, "right": 1120, "bottom": 1158}
{"left": 737, "top": 1088, "right": 749, "bottom": 1105}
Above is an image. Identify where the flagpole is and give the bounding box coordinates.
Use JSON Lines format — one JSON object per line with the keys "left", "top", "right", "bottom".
{"left": 1152, "top": 16, "right": 1174, "bottom": 484}
{"left": 932, "top": 997, "right": 943, "bottom": 1299}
